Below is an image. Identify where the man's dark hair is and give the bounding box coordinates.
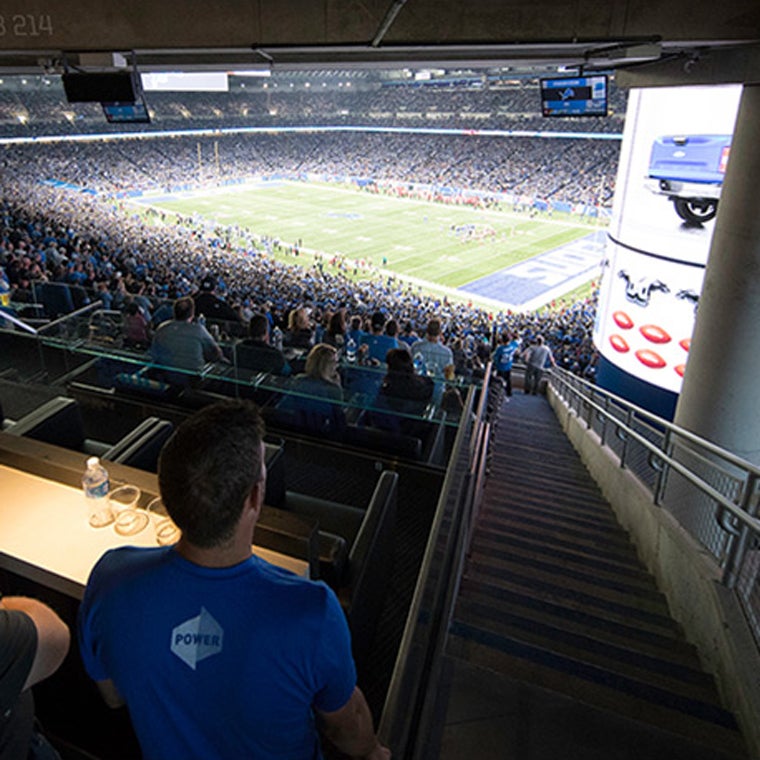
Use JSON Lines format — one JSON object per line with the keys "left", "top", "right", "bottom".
{"left": 248, "top": 314, "right": 269, "bottom": 340}
{"left": 158, "top": 401, "right": 266, "bottom": 548}
{"left": 370, "top": 311, "right": 386, "bottom": 331}
{"left": 426, "top": 319, "right": 442, "bottom": 338}
{"left": 173, "top": 297, "right": 195, "bottom": 321}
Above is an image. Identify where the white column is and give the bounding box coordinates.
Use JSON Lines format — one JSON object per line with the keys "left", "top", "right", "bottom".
{"left": 674, "top": 84, "right": 760, "bottom": 464}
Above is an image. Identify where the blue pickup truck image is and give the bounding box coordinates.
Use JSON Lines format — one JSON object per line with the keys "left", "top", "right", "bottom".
{"left": 645, "top": 134, "right": 731, "bottom": 224}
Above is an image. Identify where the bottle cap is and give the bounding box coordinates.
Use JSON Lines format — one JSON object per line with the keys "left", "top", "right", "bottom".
{"left": 86, "top": 456, "right": 100, "bottom": 468}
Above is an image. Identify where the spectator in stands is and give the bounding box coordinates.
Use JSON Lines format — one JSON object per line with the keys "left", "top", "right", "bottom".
{"left": 492, "top": 331, "right": 521, "bottom": 397}
{"left": 324, "top": 311, "right": 347, "bottom": 351}
{"left": 78, "top": 401, "right": 389, "bottom": 760}
{"left": 122, "top": 300, "right": 151, "bottom": 350}
{"left": 522, "top": 334, "right": 556, "bottom": 395}
{"left": 283, "top": 344, "right": 346, "bottom": 435}
{"left": 398, "top": 322, "right": 419, "bottom": 349}
{"left": 360, "top": 312, "right": 398, "bottom": 364}
{"left": 410, "top": 318, "right": 454, "bottom": 377}
{"left": 1, "top": 592, "right": 70, "bottom": 758}
{"left": 150, "top": 296, "right": 224, "bottom": 374}
{"left": 235, "top": 314, "right": 291, "bottom": 376}
{"left": 283, "top": 306, "right": 314, "bottom": 351}
{"left": 192, "top": 274, "right": 241, "bottom": 326}
{"left": 347, "top": 315, "right": 366, "bottom": 347}
{"left": 379, "top": 348, "right": 434, "bottom": 409}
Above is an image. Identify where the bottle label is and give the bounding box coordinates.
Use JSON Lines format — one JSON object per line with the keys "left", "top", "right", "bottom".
{"left": 85, "top": 479, "right": 110, "bottom": 499}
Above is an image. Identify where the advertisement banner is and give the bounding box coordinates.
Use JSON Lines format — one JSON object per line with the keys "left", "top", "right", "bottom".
{"left": 594, "top": 85, "right": 741, "bottom": 395}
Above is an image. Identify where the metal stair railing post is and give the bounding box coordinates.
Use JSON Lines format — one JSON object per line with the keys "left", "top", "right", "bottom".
{"left": 722, "top": 472, "right": 759, "bottom": 589}
{"left": 652, "top": 429, "right": 673, "bottom": 506}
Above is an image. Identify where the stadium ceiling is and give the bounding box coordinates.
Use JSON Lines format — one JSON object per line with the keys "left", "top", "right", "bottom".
{"left": 0, "top": 0, "right": 759, "bottom": 86}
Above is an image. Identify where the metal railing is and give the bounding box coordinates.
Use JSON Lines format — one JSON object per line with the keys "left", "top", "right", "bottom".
{"left": 379, "top": 372, "right": 492, "bottom": 758}
{"left": 550, "top": 368, "right": 760, "bottom": 648}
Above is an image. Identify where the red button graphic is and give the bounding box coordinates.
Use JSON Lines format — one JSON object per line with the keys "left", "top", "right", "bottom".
{"left": 610, "top": 334, "right": 630, "bottom": 353}
{"left": 675, "top": 364, "right": 686, "bottom": 377}
{"left": 612, "top": 311, "right": 634, "bottom": 330}
{"left": 679, "top": 338, "right": 691, "bottom": 352}
{"left": 640, "top": 324, "right": 671, "bottom": 344}
{"left": 635, "top": 349, "right": 666, "bottom": 369}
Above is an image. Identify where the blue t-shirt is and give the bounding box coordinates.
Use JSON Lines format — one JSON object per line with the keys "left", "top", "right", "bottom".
{"left": 493, "top": 340, "right": 520, "bottom": 372}
{"left": 78, "top": 547, "right": 356, "bottom": 760}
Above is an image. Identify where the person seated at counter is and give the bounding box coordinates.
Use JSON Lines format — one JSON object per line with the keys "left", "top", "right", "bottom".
{"left": 235, "top": 314, "right": 291, "bottom": 376}
{"left": 1, "top": 592, "right": 70, "bottom": 758}
{"left": 281, "top": 343, "right": 346, "bottom": 435}
{"left": 150, "top": 296, "right": 225, "bottom": 381}
{"left": 78, "top": 400, "right": 389, "bottom": 760}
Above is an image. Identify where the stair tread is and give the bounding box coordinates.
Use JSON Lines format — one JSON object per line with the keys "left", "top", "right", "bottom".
{"left": 457, "top": 585, "right": 703, "bottom": 665}
{"left": 446, "top": 628, "right": 745, "bottom": 756}
{"left": 453, "top": 596, "right": 717, "bottom": 702}
{"left": 466, "top": 558, "right": 672, "bottom": 618}
{"left": 469, "top": 549, "right": 663, "bottom": 601}
{"left": 473, "top": 532, "right": 657, "bottom": 586}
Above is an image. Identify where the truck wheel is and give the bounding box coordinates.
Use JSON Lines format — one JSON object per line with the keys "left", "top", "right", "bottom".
{"left": 674, "top": 198, "right": 718, "bottom": 224}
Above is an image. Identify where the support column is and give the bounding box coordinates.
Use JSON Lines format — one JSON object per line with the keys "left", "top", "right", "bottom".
{"left": 674, "top": 84, "right": 760, "bottom": 465}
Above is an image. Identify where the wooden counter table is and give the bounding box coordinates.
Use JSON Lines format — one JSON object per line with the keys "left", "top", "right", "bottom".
{"left": 0, "top": 463, "right": 308, "bottom": 599}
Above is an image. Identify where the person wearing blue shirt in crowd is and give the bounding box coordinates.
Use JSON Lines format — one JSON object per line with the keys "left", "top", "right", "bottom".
{"left": 78, "top": 401, "right": 389, "bottom": 760}
{"left": 492, "top": 331, "right": 521, "bottom": 397}
{"left": 360, "top": 312, "right": 398, "bottom": 364}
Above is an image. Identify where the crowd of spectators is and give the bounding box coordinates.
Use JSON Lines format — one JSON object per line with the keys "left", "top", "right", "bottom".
{"left": 0, "top": 165, "right": 600, "bottom": 384}
{"left": 1, "top": 130, "right": 619, "bottom": 207}
{"left": 0, "top": 73, "right": 627, "bottom": 138}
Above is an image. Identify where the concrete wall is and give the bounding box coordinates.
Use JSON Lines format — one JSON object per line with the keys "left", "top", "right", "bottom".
{"left": 549, "top": 388, "right": 760, "bottom": 758}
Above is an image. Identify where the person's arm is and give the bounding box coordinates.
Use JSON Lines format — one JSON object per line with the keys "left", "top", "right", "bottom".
{"left": 1, "top": 596, "right": 70, "bottom": 690}
{"left": 95, "top": 678, "right": 126, "bottom": 709}
{"left": 317, "top": 686, "right": 390, "bottom": 760}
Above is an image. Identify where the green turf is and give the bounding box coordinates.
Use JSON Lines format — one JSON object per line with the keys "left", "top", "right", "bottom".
{"left": 139, "top": 180, "right": 595, "bottom": 291}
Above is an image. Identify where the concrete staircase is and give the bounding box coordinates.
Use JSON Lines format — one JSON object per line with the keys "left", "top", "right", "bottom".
{"left": 446, "top": 393, "right": 747, "bottom": 759}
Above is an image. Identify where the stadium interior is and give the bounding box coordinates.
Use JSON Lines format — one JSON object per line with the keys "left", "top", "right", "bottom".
{"left": 1, "top": 2, "right": 760, "bottom": 759}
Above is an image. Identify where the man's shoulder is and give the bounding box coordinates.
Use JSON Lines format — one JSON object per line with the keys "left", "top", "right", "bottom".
{"left": 87, "top": 546, "right": 172, "bottom": 590}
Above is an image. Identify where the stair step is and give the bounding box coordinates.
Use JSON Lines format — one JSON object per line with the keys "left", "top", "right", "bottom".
{"left": 482, "top": 497, "right": 629, "bottom": 537}
{"left": 460, "top": 568, "right": 681, "bottom": 637}
{"left": 479, "top": 513, "right": 641, "bottom": 562}
{"left": 470, "top": 543, "right": 658, "bottom": 598}
{"left": 458, "top": 585, "right": 702, "bottom": 666}
{"left": 474, "top": 532, "right": 657, "bottom": 587}
{"left": 466, "top": 555, "right": 670, "bottom": 616}
{"left": 453, "top": 596, "right": 716, "bottom": 702}
{"left": 477, "top": 518, "right": 644, "bottom": 568}
{"left": 446, "top": 624, "right": 745, "bottom": 756}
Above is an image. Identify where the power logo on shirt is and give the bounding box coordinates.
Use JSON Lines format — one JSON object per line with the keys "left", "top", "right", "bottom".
{"left": 170, "top": 607, "right": 224, "bottom": 670}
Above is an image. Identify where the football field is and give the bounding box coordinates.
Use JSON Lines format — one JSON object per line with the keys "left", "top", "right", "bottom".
{"left": 137, "top": 179, "right": 601, "bottom": 306}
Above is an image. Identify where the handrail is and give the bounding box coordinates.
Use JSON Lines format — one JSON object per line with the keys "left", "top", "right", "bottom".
{"left": 36, "top": 301, "right": 102, "bottom": 334}
{"left": 0, "top": 309, "right": 39, "bottom": 335}
{"left": 552, "top": 368, "right": 760, "bottom": 478}
{"left": 549, "top": 367, "right": 760, "bottom": 612}
{"left": 553, "top": 371, "right": 760, "bottom": 536}
{"left": 378, "top": 382, "right": 480, "bottom": 752}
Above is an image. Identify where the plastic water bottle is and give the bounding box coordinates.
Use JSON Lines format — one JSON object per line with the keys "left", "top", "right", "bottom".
{"left": 413, "top": 352, "right": 425, "bottom": 375}
{"left": 346, "top": 337, "right": 357, "bottom": 363}
{"left": 83, "top": 456, "right": 112, "bottom": 527}
{"left": 272, "top": 325, "right": 283, "bottom": 351}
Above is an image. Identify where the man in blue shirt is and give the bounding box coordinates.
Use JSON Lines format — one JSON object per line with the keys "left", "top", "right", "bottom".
{"left": 492, "top": 331, "right": 521, "bottom": 397}
{"left": 78, "top": 401, "right": 389, "bottom": 760}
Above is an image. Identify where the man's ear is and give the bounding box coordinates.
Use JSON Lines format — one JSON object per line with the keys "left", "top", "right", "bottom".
{"left": 247, "top": 479, "right": 264, "bottom": 520}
